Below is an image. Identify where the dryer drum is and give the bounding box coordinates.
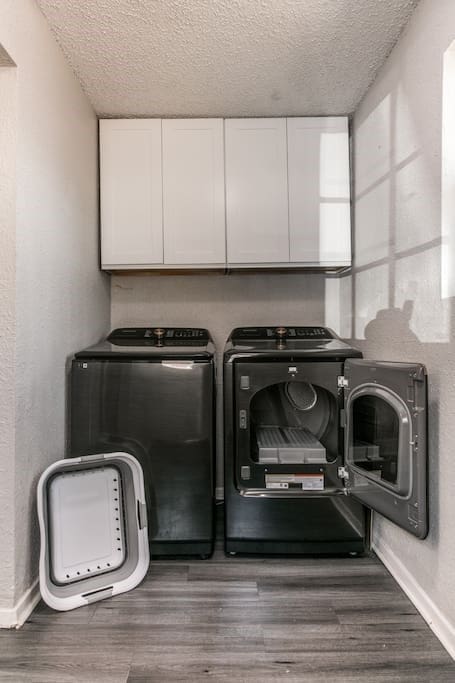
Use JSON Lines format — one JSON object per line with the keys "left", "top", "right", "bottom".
{"left": 285, "top": 381, "right": 318, "bottom": 411}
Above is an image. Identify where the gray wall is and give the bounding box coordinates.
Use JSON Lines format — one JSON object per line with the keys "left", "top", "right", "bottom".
{"left": 349, "top": 0, "right": 455, "bottom": 654}
{"left": 0, "top": 0, "right": 110, "bottom": 618}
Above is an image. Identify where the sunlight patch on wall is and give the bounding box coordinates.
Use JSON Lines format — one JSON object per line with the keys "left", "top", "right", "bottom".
{"left": 354, "top": 180, "right": 390, "bottom": 266}
{"left": 395, "top": 153, "right": 439, "bottom": 253}
{"left": 395, "top": 247, "right": 450, "bottom": 343}
{"left": 394, "top": 83, "right": 420, "bottom": 166}
{"left": 355, "top": 94, "right": 391, "bottom": 195}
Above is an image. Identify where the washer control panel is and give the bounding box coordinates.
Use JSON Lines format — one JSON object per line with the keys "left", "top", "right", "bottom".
{"left": 108, "top": 327, "right": 210, "bottom": 346}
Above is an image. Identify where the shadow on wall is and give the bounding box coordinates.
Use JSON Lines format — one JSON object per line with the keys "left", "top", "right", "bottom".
{"left": 363, "top": 301, "right": 418, "bottom": 345}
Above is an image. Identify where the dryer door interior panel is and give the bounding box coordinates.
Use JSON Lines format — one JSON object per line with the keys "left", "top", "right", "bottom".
{"left": 234, "top": 361, "right": 345, "bottom": 495}
{"left": 344, "top": 359, "right": 427, "bottom": 539}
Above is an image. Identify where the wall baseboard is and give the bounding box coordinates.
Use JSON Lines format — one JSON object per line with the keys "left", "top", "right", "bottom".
{"left": 373, "top": 538, "right": 455, "bottom": 661}
{"left": 0, "top": 579, "right": 40, "bottom": 629}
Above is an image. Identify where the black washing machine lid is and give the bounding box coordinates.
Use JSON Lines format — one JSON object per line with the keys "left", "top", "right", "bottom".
{"left": 74, "top": 327, "right": 215, "bottom": 360}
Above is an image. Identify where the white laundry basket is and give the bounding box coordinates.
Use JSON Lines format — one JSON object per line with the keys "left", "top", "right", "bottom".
{"left": 37, "top": 452, "right": 149, "bottom": 611}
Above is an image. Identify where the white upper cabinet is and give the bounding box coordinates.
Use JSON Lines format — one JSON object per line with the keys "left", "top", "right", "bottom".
{"left": 100, "top": 119, "right": 163, "bottom": 267}
{"left": 99, "top": 117, "right": 352, "bottom": 270}
{"left": 225, "top": 118, "right": 289, "bottom": 264}
{"left": 162, "top": 119, "right": 225, "bottom": 264}
{"left": 287, "top": 117, "right": 351, "bottom": 265}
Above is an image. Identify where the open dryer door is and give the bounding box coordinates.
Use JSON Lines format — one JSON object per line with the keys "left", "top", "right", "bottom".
{"left": 343, "top": 359, "right": 428, "bottom": 539}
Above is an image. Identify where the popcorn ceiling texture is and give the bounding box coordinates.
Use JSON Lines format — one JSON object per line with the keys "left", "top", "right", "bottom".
{"left": 37, "top": 0, "right": 419, "bottom": 117}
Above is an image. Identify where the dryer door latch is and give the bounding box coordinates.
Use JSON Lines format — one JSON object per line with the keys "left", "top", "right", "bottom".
{"left": 340, "top": 408, "right": 346, "bottom": 428}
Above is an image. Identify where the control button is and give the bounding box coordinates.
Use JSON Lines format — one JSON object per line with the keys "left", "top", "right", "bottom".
{"left": 240, "top": 376, "right": 250, "bottom": 390}
{"left": 241, "top": 466, "right": 251, "bottom": 480}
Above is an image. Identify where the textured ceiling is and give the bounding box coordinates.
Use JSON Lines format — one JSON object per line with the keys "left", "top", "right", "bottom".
{"left": 36, "top": 0, "right": 419, "bottom": 117}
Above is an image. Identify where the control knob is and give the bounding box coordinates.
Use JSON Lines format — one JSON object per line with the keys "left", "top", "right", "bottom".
{"left": 275, "top": 326, "right": 287, "bottom": 349}
{"left": 153, "top": 327, "right": 165, "bottom": 346}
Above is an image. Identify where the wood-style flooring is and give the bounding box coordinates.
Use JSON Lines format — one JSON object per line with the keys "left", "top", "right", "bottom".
{"left": 0, "top": 510, "right": 454, "bottom": 682}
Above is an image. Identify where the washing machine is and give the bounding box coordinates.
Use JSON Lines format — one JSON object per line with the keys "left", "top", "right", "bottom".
{"left": 224, "top": 326, "right": 428, "bottom": 555}
{"left": 70, "top": 326, "right": 215, "bottom": 557}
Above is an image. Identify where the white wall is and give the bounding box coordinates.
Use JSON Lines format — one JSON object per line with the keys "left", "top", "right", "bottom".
{"left": 111, "top": 272, "right": 327, "bottom": 490}
{"left": 0, "top": 0, "right": 110, "bottom": 625}
{"left": 350, "top": 0, "right": 455, "bottom": 656}
{"left": 0, "top": 49, "right": 17, "bottom": 616}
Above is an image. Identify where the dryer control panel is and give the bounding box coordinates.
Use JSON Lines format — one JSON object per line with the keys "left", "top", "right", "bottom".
{"left": 231, "top": 326, "right": 333, "bottom": 341}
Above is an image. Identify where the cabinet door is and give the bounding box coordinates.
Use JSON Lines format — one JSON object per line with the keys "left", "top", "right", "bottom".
{"left": 100, "top": 119, "right": 163, "bottom": 268}
{"left": 162, "top": 119, "right": 225, "bottom": 264}
{"left": 288, "top": 117, "right": 351, "bottom": 265}
{"left": 225, "top": 118, "right": 289, "bottom": 264}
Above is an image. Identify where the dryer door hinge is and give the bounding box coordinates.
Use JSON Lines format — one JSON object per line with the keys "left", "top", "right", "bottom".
{"left": 338, "top": 375, "right": 349, "bottom": 389}
{"left": 338, "top": 466, "right": 349, "bottom": 480}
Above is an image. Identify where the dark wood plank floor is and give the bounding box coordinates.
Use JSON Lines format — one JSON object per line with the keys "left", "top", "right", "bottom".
{"left": 0, "top": 511, "right": 454, "bottom": 682}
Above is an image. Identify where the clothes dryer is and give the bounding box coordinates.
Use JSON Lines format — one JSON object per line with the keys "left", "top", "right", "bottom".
{"left": 224, "top": 326, "right": 428, "bottom": 555}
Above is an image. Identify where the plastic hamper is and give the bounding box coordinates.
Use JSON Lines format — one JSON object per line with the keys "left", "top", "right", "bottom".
{"left": 37, "top": 452, "right": 149, "bottom": 611}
